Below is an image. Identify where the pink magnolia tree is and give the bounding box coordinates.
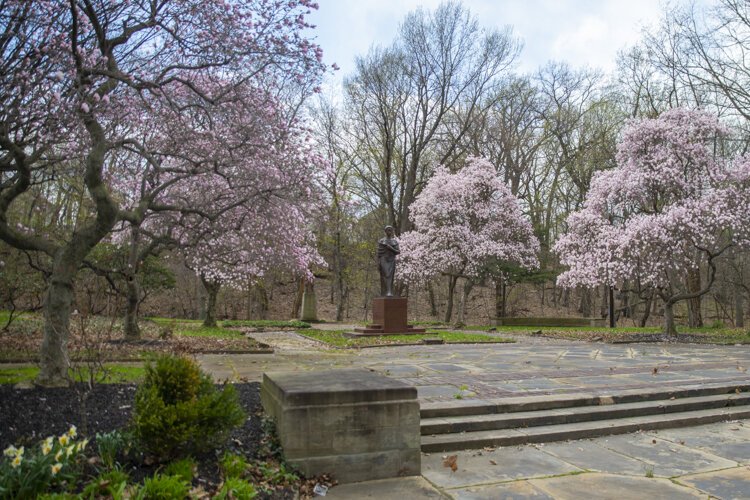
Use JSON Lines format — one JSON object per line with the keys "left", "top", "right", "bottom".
{"left": 0, "top": 1, "right": 325, "bottom": 385}
{"left": 398, "top": 157, "right": 539, "bottom": 324}
{"left": 555, "top": 108, "right": 750, "bottom": 335}
{"left": 111, "top": 82, "right": 324, "bottom": 336}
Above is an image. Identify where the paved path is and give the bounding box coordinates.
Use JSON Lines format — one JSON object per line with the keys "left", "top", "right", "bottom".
{"left": 328, "top": 419, "right": 750, "bottom": 499}
{"left": 196, "top": 332, "right": 750, "bottom": 498}
{"left": 200, "top": 333, "right": 750, "bottom": 403}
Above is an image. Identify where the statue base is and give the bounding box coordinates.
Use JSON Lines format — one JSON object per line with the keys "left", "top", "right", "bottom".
{"left": 350, "top": 297, "right": 426, "bottom": 336}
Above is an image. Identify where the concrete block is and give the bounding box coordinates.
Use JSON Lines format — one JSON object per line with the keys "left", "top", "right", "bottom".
{"left": 261, "top": 369, "right": 421, "bottom": 483}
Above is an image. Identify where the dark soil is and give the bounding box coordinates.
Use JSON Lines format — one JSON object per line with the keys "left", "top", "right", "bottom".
{"left": 0, "top": 382, "right": 305, "bottom": 498}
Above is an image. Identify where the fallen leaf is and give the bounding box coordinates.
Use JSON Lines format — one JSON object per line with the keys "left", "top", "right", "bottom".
{"left": 489, "top": 460, "right": 497, "bottom": 465}
{"left": 652, "top": 439, "right": 657, "bottom": 444}
{"left": 652, "top": 367, "right": 659, "bottom": 375}
{"left": 443, "top": 455, "right": 458, "bottom": 472}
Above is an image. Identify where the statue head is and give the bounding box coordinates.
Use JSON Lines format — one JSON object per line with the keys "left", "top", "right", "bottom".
{"left": 384, "top": 225, "right": 394, "bottom": 238}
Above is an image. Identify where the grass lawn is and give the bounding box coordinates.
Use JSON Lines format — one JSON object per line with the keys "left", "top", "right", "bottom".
{"left": 298, "top": 329, "right": 515, "bottom": 348}
{"left": 220, "top": 319, "right": 311, "bottom": 329}
{"left": 0, "top": 364, "right": 145, "bottom": 384}
{"left": 174, "top": 325, "right": 245, "bottom": 338}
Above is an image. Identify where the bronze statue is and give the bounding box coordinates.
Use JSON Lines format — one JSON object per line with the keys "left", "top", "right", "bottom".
{"left": 377, "top": 226, "right": 400, "bottom": 297}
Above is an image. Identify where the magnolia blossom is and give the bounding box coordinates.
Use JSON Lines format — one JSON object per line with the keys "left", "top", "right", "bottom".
{"left": 399, "top": 157, "right": 539, "bottom": 283}
{"left": 556, "top": 108, "right": 750, "bottom": 292}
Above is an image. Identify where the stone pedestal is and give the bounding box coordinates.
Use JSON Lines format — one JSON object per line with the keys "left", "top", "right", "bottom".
{"left": 260, "top": 369, "right": 421, "bottom": 483}
{"left": 299, "top": 282, "right": 318, "bottom": 322}
{"left": 351, "top": 297, "right": 426, "bottom": 336}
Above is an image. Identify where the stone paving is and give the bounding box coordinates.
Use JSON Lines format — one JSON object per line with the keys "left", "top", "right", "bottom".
{"left": 200, "top": 330, "right": 750, "bottom": 403}
{"left": 196, "top": 330, "right": 750, "bottom": 498}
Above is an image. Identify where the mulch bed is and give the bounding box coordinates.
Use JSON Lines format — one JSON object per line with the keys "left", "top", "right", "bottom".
{"left": 0, "top": 382, "right": 330, "bottom": 498}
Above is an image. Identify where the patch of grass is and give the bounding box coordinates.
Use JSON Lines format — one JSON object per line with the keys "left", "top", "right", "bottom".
{"left": 147, "top": 317, "right": 203, "bottom": 326}
{"left": 175, "top": 326, "right": 244, "bottom": 338}
{"left": 0, "top": 310, "right": 29, "bottom": 325}
{"left": 0, "top": 364, "right": 145, "bottom": 385}
{"left": 221, "top": 320, "right": 311, "bottom": 329}
{"left": 298, "top": 329, "right": 514, "bottom": 348}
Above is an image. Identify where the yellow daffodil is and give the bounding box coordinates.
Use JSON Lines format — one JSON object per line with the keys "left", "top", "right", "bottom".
{"left": 15, "top": 446, "right": 24, "bottom": 457}
{"left": 11, "top": 455, "right": 22, "bottom": 468}
{"left": 3, "top": 445, "right": 16, "bottom": 457}
{"left": 45, "top": 436, "right": 54, "bottom": 448}
{"left": 55, "top": 449, "right": 63, "bottom": 461}
{"left": 41, "top": 442, "right": 52, "bottom": 456}
{"left": 76, "top": 439, "right": 89, "bottom": 452}
{"left": 67, "top": 425, "right": 77, "bottom": 439}
{"left": 58, "top": 434, "right": 69, "bottom": 446}
{"left": 51, "top": 462, "right": 62, "bottom": 476}
{"left": 65, "top": 445, "right": 74, "bottom": 458}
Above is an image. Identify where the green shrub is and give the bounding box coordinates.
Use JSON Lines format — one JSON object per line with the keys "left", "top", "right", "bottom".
{"left": 131, "top": 355, "right": 246, "bottom": 460}
{"left": 137, "top": 473, "right": 189, "bottom": 500}
{"left": 0, "top": 427, "right": 87, "bottom": 500}
{"left": 215, "top": 477, "right": 257, "bottom": 500}
{"left": 81, "top": 468, "right": 129, "bottom": 499}
{"left": 162, "top": 457, "right": 196, "bottom": 483}
{"left": 220, "top": 452, "right": 249, "bottom": 479}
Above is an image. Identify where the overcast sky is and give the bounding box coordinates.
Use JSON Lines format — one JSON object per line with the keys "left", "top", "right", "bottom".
{"left": 308, "top": 0, "right": 713, "bottom": 88}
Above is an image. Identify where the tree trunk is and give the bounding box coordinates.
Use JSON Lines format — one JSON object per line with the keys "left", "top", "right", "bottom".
{"left": 686, "top": 268, "right": 703, "bottom": 327}
{"left": 124, "top": 226, "right": 141, "bottom": 340}
{"left": 599, "top": 285, "right": 609, "bottom": 318}
{"left": 427, "top": 282, "right": 438, "bottom": 317}
{"left": 124, "top": 277, "right": 141, "bottom": 340}
{"left": 495, "top": 280, "right": 507, "bottom": 319}
{"left": 639, "top": 292, "right": 653, "bottom": 327}
{"left": 335, "top": 285, "right": 347, "bottom": 322}
{"left": 455, "top": 279, "right": 474, "bottom": 327}
{"left": 202, "top": 277, "right": 221, "bottom": 327}
{"left": 444, "top": 275, "right": 458, "bottom": 323}
{"left": 735, "top": 283, "right": 745, "bottom": 328}
{"left": 663, "top": 300, "right": 677, "bottom": 336}
{"left": 38, "top": 273, "right": 74, "bottom": 386}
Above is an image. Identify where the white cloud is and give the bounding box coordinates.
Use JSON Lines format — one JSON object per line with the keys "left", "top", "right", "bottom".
{"left": 309, "top": 0, "right": 713, "bottom": 86}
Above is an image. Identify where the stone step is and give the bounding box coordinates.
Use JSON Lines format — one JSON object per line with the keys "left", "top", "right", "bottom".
{"left": 420, "top": 381, "right": 750, "bottom": 418}
{"left": 421, "top": 405, "right": 750, "bottom": 452}
{"left": 421, "top": 392, "right": 750, "bottom": 435}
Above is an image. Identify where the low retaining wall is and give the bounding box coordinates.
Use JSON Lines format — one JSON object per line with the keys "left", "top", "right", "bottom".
{"left": 260, "top": 369, "right": 421, "bottom": 483}
{"left": 495, "top": 317, "right": 606, "bottom": 327}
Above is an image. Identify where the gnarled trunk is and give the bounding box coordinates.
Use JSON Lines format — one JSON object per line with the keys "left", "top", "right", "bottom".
{"left": 202, "top": 276, "right": 221, "bottom": 327}
{"left": 38, "top": 273, "right": 74, "bottom": 386}
{"left": 639, "top": 291, "right": 653, "bottom": 328}
{"left": 686, "top": 268, "right": 703, "bottom": 327}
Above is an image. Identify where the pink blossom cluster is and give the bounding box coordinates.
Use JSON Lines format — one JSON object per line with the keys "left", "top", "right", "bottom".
{"left": 556, "top": 108, "right": 750, "bottom": 289}
{"left": 398, "top": 157, "right": 539, "bottom": 284}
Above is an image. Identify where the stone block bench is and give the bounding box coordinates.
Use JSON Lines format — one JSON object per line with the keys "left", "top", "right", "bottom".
{"left": 494, "top": 316, "right": 606, "bottom": 327}
{"left": 260, "top": 369, "right": 420, "bottom": 483}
